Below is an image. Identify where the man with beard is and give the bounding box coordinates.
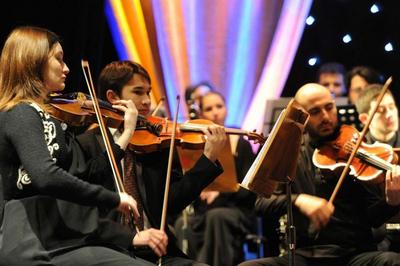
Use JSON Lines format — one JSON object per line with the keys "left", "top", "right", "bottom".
{"left": 240, "top": 83, "right": 400, "bottom": 266}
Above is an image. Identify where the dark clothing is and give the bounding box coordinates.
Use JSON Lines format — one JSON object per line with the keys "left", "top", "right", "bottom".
{"left": 76, "top": 127, "right": 223, "bottom": 265}
{"left": 239, "top": 251, "right": 400, "bottom": 266}
{"left": 365, "top": 131, "right": 400, "bottom": 252}
{"left": 174, "top": 137, "right": 257, "bottom": 266}
{"left": 241, "top": 133, "right": 400, "bottom": 265}
{"left": 0, "top": 103, "right": 150, "bottom": 266}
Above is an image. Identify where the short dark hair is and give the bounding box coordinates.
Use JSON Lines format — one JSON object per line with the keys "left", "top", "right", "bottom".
{"left": 316, "top": 62, "right": 346, "bottom": 81}
{"left": 98, "top": 60, "right": 150, "bottom": 100}
{"left": 355, "top": 84, "right": 393, "bottom": 114}
{"left": 345, "top": 66, "right": 383, "bottom": 89}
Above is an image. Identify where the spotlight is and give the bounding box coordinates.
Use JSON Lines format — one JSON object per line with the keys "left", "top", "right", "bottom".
{"left": 370, "top": 4, "right": 380, "bottom": 14}
{"left": 306, "top": 15, "right": 315, "bottom": 26}
{"left": 308, "top": 57, "right": 319, "bottom": 66}
{"left": 384, "top": 42, "right": 394, "bottom": 52}
{"left": 342, "top": 34, "right": 352, "bottom": 44}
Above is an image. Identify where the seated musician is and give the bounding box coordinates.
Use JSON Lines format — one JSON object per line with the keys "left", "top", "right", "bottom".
{"left": 77, "top": 60, "right": 227, "bottom": 266}
{"left": 240, "top": 83, "right": 400, "bottom": 266}
{"left": 355, "top": 84, "right": 400, "bottom": 251}
{"left": 174, "top": 91, "right": 257, "bottom": 266}
{"left": 0, "top": 26, "right": 154, "bottom": 266}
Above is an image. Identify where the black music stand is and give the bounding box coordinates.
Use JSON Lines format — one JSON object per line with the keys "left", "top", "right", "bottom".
{"left": 337, "top": 104, "right": 363, "bottom": 131}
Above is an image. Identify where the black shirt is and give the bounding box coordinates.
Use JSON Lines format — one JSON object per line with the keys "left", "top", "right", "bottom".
{"left": 256, "top": 133, "right": 400, "bottom": 258}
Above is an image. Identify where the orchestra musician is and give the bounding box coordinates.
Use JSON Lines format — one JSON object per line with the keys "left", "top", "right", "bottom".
{"left": 76, "top": 60, "right": 227, "bottom": 266}
{"left": 355, "top": 84, "right": 400, "bottom": 251}
{"left": 174, "top": 91, "right": 257, "bottom": 266}
{"left": 240, "top": 83, "right": 400, "bottom": 266}
{"left": 0, "top": 26, "right": 156, "bottom": 266}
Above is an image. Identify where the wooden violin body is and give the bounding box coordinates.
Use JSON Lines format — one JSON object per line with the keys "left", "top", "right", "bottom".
{"left": 313, "top": 125, "right": 397, "bottom": 183}
{"left": 131, "top": 117, "right": 265, "bottom": 153}
{"left": 47, "top": 94, "right": 123, "bottom": 128}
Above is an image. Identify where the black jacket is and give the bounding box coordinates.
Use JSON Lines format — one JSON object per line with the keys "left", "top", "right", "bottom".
{"left": 256, "top": 133, "right": 400, "bottom": 258}
{"left": 76, "top": 127, "right": 223, "bottom": 259}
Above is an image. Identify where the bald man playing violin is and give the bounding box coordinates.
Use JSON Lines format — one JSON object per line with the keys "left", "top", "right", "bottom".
{"left": 240, "top": 83, "right": 400, "bottom": 266}
{"left": 77, "top": 60, "right": 226, "bottom": 266}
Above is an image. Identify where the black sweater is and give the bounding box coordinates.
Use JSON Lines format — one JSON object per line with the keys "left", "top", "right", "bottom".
{"left": 0, "top": 103, "right": 120, "bottom": 208}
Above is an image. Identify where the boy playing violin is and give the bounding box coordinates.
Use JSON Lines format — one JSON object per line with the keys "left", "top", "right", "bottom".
{"left": 77, "top": 60, "right": 227, "bottom": 266}
{"left": 240, "top": 83, "right": 400, "bottom": 266}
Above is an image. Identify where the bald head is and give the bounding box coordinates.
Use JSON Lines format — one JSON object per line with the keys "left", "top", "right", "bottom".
{"left": 295, "top": 83, "right": 338, "bottom": 138}
{"left": 295, "top": 83, "right": 333, "bottom": 109}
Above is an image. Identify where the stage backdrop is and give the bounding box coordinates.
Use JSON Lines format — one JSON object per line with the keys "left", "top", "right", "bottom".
{"left": 106, "top": 0, "right": 312, "bottom": 132}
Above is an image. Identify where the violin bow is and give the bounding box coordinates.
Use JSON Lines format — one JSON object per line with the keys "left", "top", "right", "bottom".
{"left": 158, "top": 95, "right": 180, "bottom": 266}
{"left": 329, "top": 77, "right": 393, "bottom": 203}
{"left": 151, "top": 96, "right": 165, "bottom": 117}
{"left": 81, "top": 60, "right": 139, "bottom": 232}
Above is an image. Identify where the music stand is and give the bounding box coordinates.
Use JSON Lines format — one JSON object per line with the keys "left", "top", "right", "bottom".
{"left": 337, "top": 104, "right": 363, "bottom": 131}
{"left": 242, "top": 99, "right": 309, "bottom": 266}
{"left": 263, "top": 97, "right": 348, "bottom": 135}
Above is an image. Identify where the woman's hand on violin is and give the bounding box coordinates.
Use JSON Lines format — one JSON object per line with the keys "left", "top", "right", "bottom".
{"left": 113, "top": 99, "right": 138, "bottom": 150}
{"left": 294, "top": 194, "right": 335, "bottom": 230}
{"left": 202, "top": 125, "right": 227, "bottom": 162}
{"left": 133, "top": 228, "right": 168, "bottom": 257}
{"left": 117, "top": 192, "right": 140, "bottom": 220}
{"left": 385, "top": 165, "right": 400, "bottom": 206}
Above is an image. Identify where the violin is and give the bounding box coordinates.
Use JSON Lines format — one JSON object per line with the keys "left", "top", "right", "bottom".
{"left": 46, "top": 94, "right": 265, "bottom": 153}
{"left": 313, "top": 124, "right": 398, "bottom": 183}
{"left": 131, "top": 117, "right": 265, "bottom": 153}
{"left": 47, "top": 93, "right": 161, "bottom": 135}
{"left": 46, "top": 92, "right": 123, "bottom": 127}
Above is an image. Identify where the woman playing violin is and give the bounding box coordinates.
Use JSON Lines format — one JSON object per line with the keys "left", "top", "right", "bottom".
{"left": 240, "top": 83, "right": 400, "bottom": 266}
{"left": 76, "top": 60, "right": 227, "bottom": 266}
{"left": 0, "top": 26, "right": 155, "bottom": 266}
{"left": 174, "top": 91, "right": 257, "bottom": 266}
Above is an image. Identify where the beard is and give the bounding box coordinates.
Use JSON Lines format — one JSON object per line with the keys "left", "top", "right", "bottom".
{"left": 309, "top": 124, "right": 341, "bottom": 149}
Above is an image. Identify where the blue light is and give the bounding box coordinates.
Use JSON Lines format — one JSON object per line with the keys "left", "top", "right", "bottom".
{"left": 342, "top": 34, "right": 352, "bottom": 44}
{"left": 370, "top": 4, "right": 380, "bottom": 14}
{"left": 225, "top": 1, "right": 254, "bottom": 127}
{"left": 308, "top": 57, "right": 318, "bottom": 66}
{"left": 385, "top": 42, "right": 394, "bottom": 52}
{"left": 104, "top": 0, "right": 129, "bottom": 60}
{"left": 306, "top": 15, "right": 315, "bottom": 26}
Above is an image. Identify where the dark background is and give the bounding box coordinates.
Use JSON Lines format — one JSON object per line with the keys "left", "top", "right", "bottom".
{"left": 0, "top": 0, "right": 399, "bottom": 98}
{"left": 0, "top": 0, "right": 117, "bottom": 94}
{"left": 283, "top": 0, "right": 400, "bottom": 98}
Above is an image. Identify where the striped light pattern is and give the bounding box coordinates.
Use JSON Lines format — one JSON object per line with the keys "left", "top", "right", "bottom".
{"left": 106, "top": 0, "right": 312, "bottom": 129}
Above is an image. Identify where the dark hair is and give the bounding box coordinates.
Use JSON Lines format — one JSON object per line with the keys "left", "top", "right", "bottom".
{"left": 316, "top": 62, "right": 346, "bottom": 81}
{"left": 97, "top": 60, "right": 150, "bottom": 100}
{"left": 355, "top": 84, "right": 393, "bottom": 114}
{"left": 345, "top": 66, "right": 383, "bottom": 89}
{"left": 185, "top": 81, "right": 215, "bottom": 101}
{"left": 199, "top": 91, "right": 226, "bottom": 111}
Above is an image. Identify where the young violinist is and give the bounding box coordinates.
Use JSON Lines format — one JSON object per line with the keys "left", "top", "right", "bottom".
{"left": 355, "top": 84, "right": 400, "bottom": 251}
{"left": 240, "top": 83, "right": 400, "bottom": 266}
{"left": 0, "top": 26, "right": 156, "bottom": 266}
{"left": 76, "top": 60, "right": 227, "bottom": 266}
{"left": 174, "top": 91, "right": 257, "bottom": 266}
{"left": 356, "top": 84, "right": 399, "bottom": 150}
